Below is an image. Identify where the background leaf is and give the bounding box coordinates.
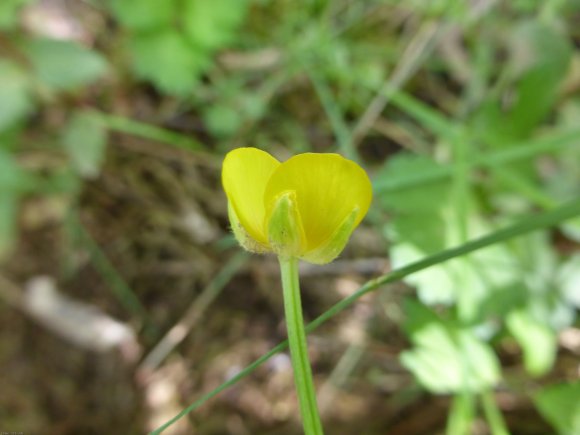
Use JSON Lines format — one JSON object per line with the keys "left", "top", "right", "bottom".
{"left": 23, "top": 38, "right": 108, "bottom": 91}
{"left": 62, "top": 111, "right": 108, "bottom": 179}
{"left": 129, "top": 30, "right": 206, "bottom": 95}
{"left": 0, "top": 60, "right": 33, "bottom": 131}
{"left": 506, "top": 309, "right": 556, "bottom": 377}
{"left": 473, "top": 22, "right": 572, "bottom": 145}
{"left": 534, "top": 382, "right": 580, "bottom": 435}
{"left": 0, "top": 0, "right": 32, "bottom": 30}
{"left": 183, "top": 0, "right": 248, "bottom": 50}
{"left": 401, "top": 300, "right": 501, "bottom": 394}
{"left": 109, "top": 0, "right": 176, "bottom": 31}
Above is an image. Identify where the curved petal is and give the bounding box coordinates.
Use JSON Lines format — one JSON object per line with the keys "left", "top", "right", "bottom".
{"left": 222, "top": 148, "right": 280, "bottom": 246}
{"left": 264, "top": 153, "right": 372, "bottom": 252}
{"left": 300, "top": 206, "right": 358, "bottom": 264}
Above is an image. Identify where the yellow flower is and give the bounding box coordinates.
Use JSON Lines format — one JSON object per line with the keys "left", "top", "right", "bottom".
{"left": 222, "top": 148, "right": 372, "bottom": 264}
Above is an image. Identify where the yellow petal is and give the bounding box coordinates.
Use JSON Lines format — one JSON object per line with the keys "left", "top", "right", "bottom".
{"left": 300, "top": 207, "right": 358, "bottom": 264}
{"left": 264, "top": 153, "right": 372, "bottom": 252}
{"left": 222, "top": 148, "right": 280, "bottom": 246}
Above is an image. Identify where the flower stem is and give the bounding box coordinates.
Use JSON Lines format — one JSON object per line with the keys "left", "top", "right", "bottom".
{"left": 279, "top": 256, "right": 324, "bottom": 435}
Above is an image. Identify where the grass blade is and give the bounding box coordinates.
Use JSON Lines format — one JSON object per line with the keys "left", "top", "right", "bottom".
{"left": 150, "top": 197, "right": 580, "bottom": 434}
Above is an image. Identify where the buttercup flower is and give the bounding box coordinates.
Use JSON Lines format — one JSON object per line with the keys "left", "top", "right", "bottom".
{"left": 222, "top": 148, "right": 372, "bottom": 264}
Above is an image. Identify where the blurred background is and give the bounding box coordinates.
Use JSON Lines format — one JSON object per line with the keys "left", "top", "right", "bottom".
{"left": 1, "top": 0, "right": 579, "bottom": 434}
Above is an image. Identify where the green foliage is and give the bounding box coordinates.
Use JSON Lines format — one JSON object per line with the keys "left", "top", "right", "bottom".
{"left": 22, "top": 38, "right": 108, "bottom": 91}
{"left": 378, "top": 152, "right": 520, "bottom": 321}
{"left": 151, "top": 200, "right": 580, "bottom": 434}
{"left": 472, "top": 22, "right": 572, "bottom": 145}
{"left": 129, "top": 30, "right": 207, "bottom": 95}
{"left": 203, "top": 104, "right": 243, "bottom": 138}
{"left": 109, "top": 0, "right": 176, "bottom": 31}
{"left": 0, "top": 0, "right": 32, "bottom": 30}
{"left": 0, "top": 149, "right": 29, "bottom": 193}
{"left": 62, "top": 111, "right": 108, "bottom": 179}
{"left": 0, "top": 60, "right": 33, "bottom": 131}
{"left": 371, "top": 13, "right": 577, "bottom": 431}
{"left": 558, "top": 254, "right": 580, "bottom": 308}
{"left": 401, "top": 300, "right": 500, "bottom": 394}
{"left": 409, "top": 0, "right": 466, "bottom": 21}
{"left": 506, "top": 309, "right": 556, "bottom": 377}
{"left": 203, "top": 88, "right": 266, "bottom": 138}
{"left": 108, "top": 0, "right": 248, "bottom": 95}
{"left": 380, "top": 154, "right": 449, "bottom": 253}
{"left": 534, "top": 382, "right": 580, "bottom": 435}
{"left": 183, "top": 0, "right": 248, "bottom": 50}
{"left": 0, "top": 149, "right": 33, "bottom": 258}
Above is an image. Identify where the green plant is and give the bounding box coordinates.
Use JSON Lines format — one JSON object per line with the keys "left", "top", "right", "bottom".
{"left": 108, "top": 0, "right": 249, "bottom": 95}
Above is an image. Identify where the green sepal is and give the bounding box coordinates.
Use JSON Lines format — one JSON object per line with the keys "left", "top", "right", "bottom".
{"left": 267, "top": 190, "right": 306, "bottom": 258}
{"left": 228, "top": 201, "right": 270, "bottom": 253}
{"left": 300, "top": 207, "right": 358, "bottom": 265}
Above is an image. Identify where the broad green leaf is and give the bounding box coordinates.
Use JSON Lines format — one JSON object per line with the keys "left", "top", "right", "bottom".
{"left": 23, "top": 38, "right": 108, "bottom": 91}
{"left": 379, "top": 153, "right": 519, "bottom": 317}
{"left": 0, "top": 60, "right": 33, "bottom": 131}
{"left": 0, "top": 0, "right": 32, "bottom": 30}
{"left": 534, "top": 382, "right": 580, "bottom": 435}
{"left": 183, "top": 0, "right": 248, "bottom": 50}
{"left": 401, "top": 297, "right": 441, "bottom": 334}
{"left": 108, "top": 0, "right": 176, "bottom": 31}
{"left": 129, "top": 30, "right": 207, "bottom": 95}
{"left": 401, "top": 300, "right": 500, "bottom": 394}
{"left": 506, "top": 309, "right": 556, "bottom": 377}
{"left": 62, "top": 111, "right": 108, "bottom": 179}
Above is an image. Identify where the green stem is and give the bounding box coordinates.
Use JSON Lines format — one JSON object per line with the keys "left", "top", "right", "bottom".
{"left": 279, "top": 256, "right": 324, "bottom": 435}
{"left": 446, "top": 392, "right": 475, "bottom": 435}
{"left": 481, "top": 390, "right": 510, "bottom": 435}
